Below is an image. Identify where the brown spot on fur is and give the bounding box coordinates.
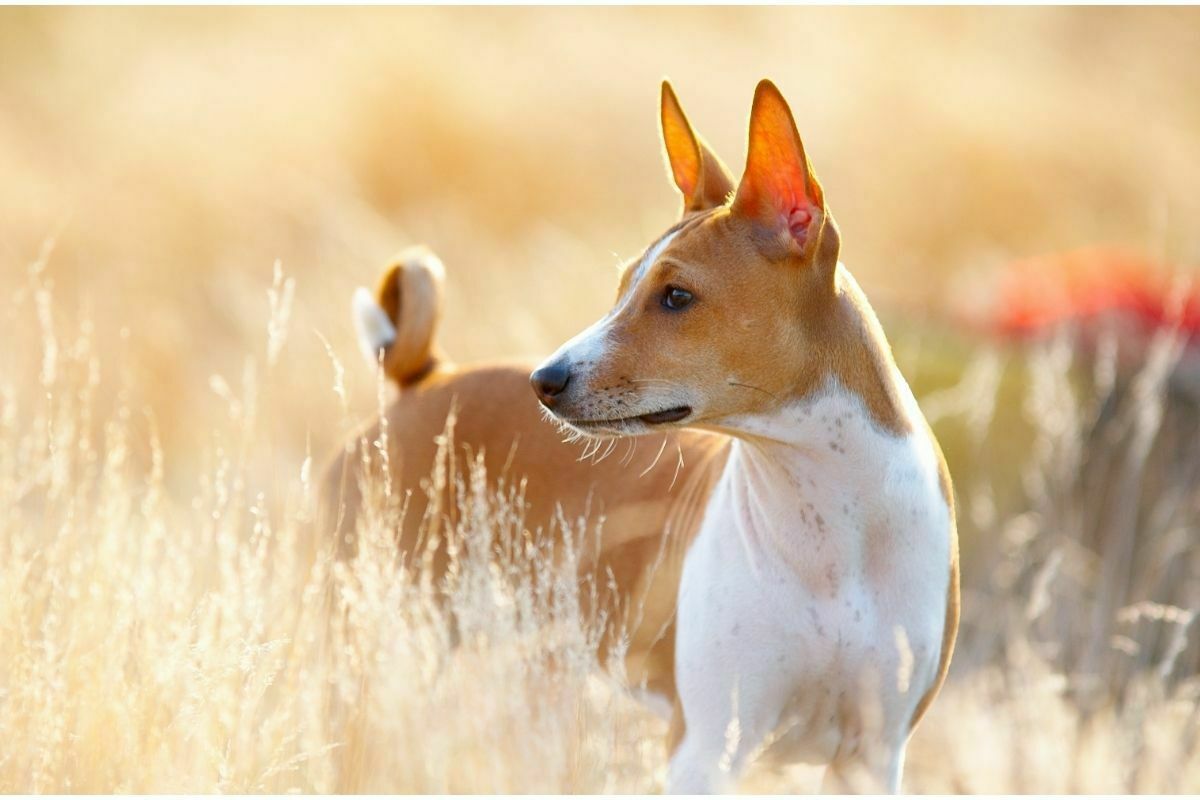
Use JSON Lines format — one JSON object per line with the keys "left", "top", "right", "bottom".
{"left": 825, "top": 562, "right": 840, "bottom": 594}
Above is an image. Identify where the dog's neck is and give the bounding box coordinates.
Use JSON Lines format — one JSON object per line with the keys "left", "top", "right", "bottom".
{"left": 706, "top": 376, "right": 930, "bottom": 601}
{"left": 714, "top": 263, "right": 915, "bottom": 461}
{"left": 703, "top": 265, "right": 930, "bottom": 574}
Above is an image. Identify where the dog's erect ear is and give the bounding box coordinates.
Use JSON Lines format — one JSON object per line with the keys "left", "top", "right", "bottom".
{"left": 731, "top": 80, "right": 827, "bottom": 256}
{"left": 660, "top": 80, "right": 735, "bottom": 215}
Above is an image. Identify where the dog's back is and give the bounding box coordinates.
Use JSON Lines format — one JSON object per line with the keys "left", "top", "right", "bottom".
{"left": 320, "top": 246, "right": 728, "bottom": 699}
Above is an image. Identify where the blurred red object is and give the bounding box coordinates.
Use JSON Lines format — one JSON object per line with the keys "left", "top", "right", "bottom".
{"left": 988, "top": 247, "right": 1200, "bottom": 342}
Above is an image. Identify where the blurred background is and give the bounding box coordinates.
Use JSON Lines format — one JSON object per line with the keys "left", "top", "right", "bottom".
{"left": 4, "top": 7, "right": 1199, "bottom": 459}
{"left": 3, "top": 7, "right": 1200, "bottom": 791}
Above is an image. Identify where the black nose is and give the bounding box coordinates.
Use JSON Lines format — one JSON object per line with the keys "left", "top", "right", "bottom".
{"left": 530, "top": 361, "right": 571, "bottom": 404}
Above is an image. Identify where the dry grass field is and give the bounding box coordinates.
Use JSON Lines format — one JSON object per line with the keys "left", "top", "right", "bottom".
{"left": 2, "top": 7, "right": 1200, "bottom": 793}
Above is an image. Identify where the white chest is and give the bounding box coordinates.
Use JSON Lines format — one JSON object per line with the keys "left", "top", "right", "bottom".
{"left": 673, "top": 381, "right": 952, "bottom": 768}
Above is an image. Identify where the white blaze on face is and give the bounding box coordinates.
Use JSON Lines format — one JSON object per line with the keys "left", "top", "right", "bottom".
{"left": 540, "top": 230, "right": 680, "bottom": 372}
{"left": 628, "top": 228, "right": 680, "bottom": 290}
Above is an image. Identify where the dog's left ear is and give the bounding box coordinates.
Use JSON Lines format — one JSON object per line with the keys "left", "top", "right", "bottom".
{"left": 660, "top": 80, "right": 735, "bottom": 215}
{"left": 731, "top": 80, "right": 829, "bottom": 259}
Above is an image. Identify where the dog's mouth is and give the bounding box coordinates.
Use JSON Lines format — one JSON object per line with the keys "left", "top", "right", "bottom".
{"left": 634, "top": 406, "right": 693, "bottom": 425}
{"left": 563, "top": 405, "right": 692, "bottom": 430}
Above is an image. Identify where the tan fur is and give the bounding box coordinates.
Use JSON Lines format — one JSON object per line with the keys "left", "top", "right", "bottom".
{"left": 591, "top": 82, "right": 910, "bottom": 439}
{"left": 376, "top": 246, "right": 444, "bottom": 386}
{"left": 596, "top": 208, "right": 910, "bottom": 438}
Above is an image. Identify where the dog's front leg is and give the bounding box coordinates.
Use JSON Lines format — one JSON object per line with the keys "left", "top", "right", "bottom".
{"left": 666, "top": 526, "right": 791, "bottom": 793}
{"left": 820, "top": 742, "right": 907, "bottom": 794}
{"left": 665, "top": 650, "right": 795, "bottom": 794}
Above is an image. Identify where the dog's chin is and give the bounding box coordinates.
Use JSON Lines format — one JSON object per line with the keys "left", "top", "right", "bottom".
{"left": 546, "top": 405, "right": 693, "bottom": 440}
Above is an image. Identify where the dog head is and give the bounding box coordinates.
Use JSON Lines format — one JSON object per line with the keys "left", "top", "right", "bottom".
{"left": 533, "top": 80, "right": 844, "bottom": 438}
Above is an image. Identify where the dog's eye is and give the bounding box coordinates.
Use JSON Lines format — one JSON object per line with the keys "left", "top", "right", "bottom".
{"left": 662, "top": 286, "right": 694, "bottom": 311}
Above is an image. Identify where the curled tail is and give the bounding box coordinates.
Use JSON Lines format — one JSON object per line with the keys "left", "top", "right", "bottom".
{"left": 352, "top": 245, "right": 446, "bottom": 387}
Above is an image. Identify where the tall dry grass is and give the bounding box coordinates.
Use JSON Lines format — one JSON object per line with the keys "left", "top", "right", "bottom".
{"left": 0, "top": 256, "right": 662, "bottom": 793}
{"left": 3, "top": 245, "right": 1200, "bottom": 793}
{"left": 3, "top": 7, "right": 1200, "bottom": 793}
{"left": 907, "top": 320, "right": 1200, "bottom": 793}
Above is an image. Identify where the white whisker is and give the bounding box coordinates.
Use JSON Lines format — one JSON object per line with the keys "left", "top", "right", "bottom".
{"left": 620, "top": 437, "right": 638, "bottom": 467}
{"left": 670, "top": 442, "right": 685, "bottom": 491}
{"left": 640, "top": 434, "right": 670, "bottom": 478}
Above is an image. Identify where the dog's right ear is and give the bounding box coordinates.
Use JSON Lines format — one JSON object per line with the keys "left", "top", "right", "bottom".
{"left": 660, "top": 80, "right": 735, "bottom": 215}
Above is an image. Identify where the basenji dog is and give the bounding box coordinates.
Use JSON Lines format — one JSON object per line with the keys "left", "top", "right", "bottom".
{"left": 324, "top": 79, "right": 958, "bottom": 794}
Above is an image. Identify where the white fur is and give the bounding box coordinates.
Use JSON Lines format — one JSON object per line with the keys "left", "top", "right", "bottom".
{"left": 544, "top": 231, "right": 680, "bottom": 372}
{"left": 667, "top": 375, "right": 952, "bottom": 793}
{"left": 352, "top": 286, "right": 397, "bottom": 365}
{"left": 549, "top": 311, "right": 612, "bottom": 371}
{"left": 631, "top": 227, "right": 680, "bottom": 286}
